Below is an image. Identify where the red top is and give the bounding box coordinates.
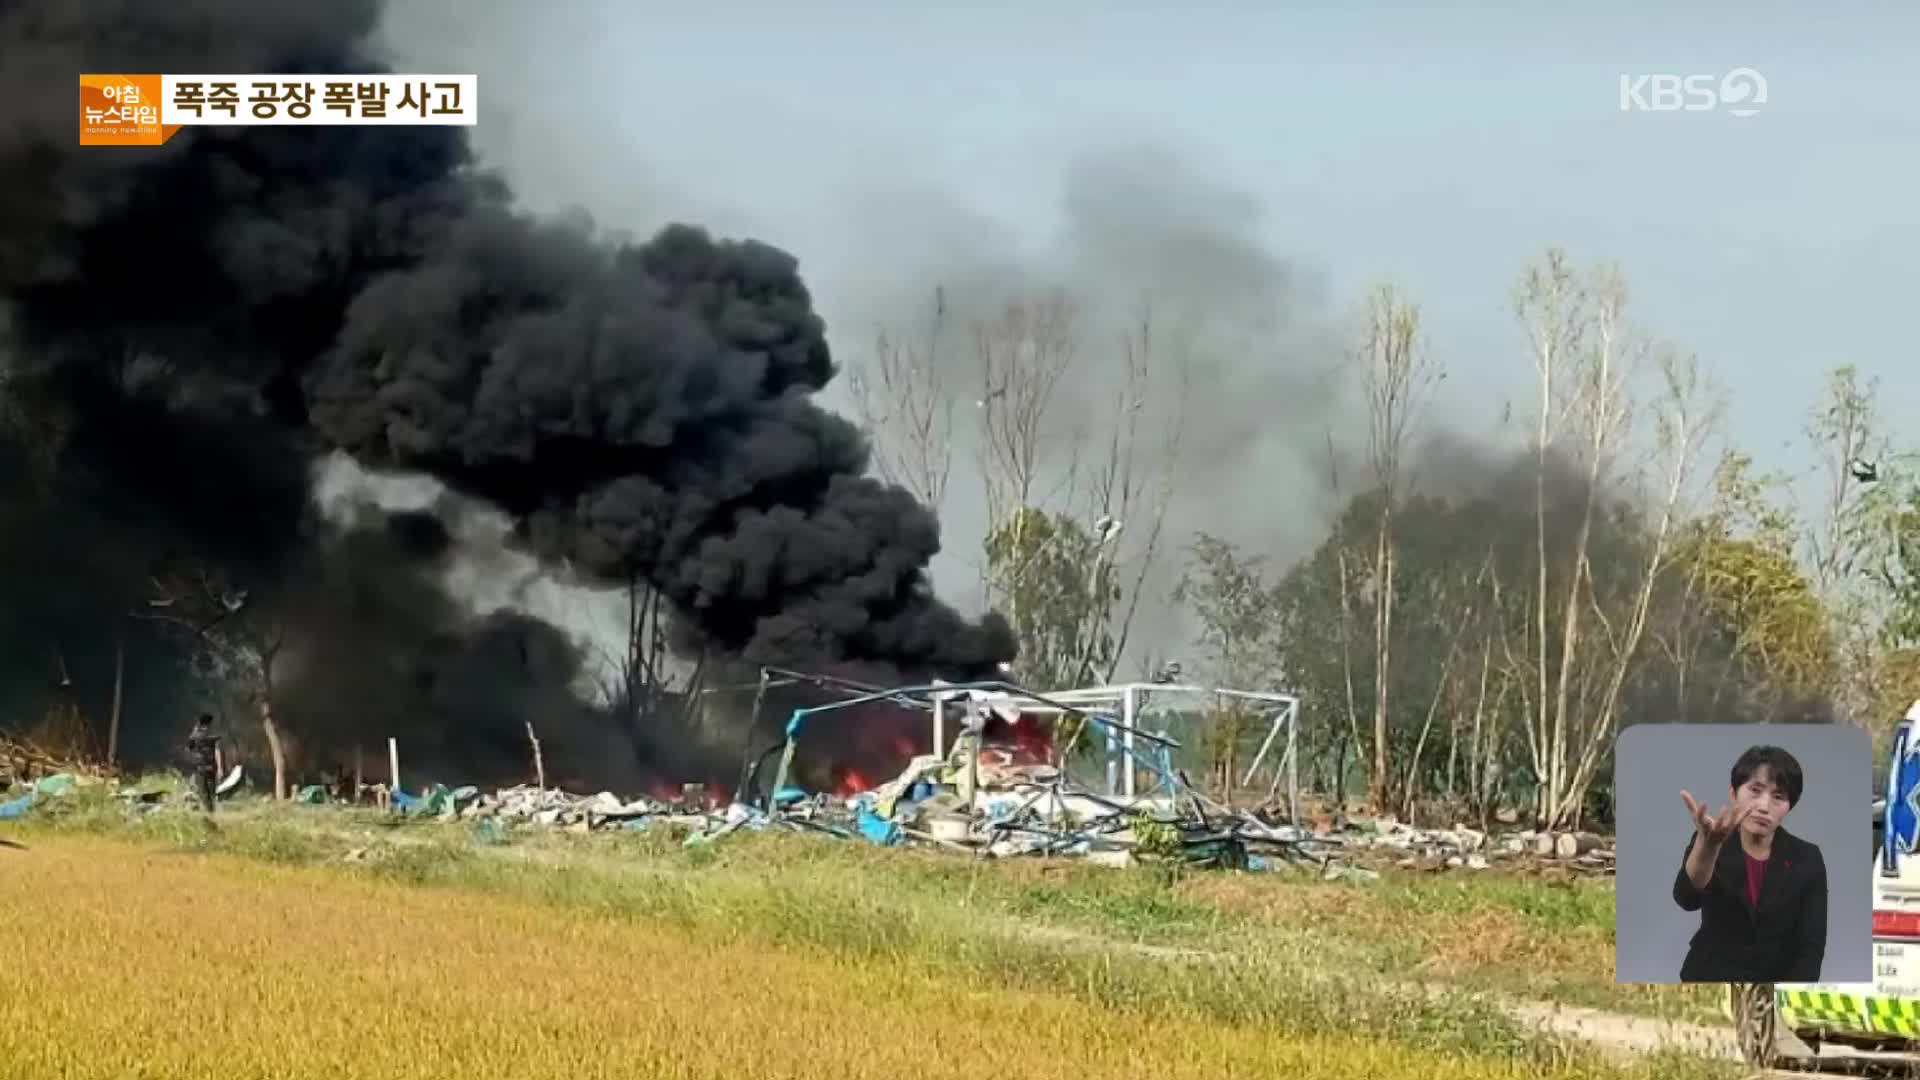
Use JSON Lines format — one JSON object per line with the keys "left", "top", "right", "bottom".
{"left": 1744, "top": 853, "right": 1769, "bottom": 908}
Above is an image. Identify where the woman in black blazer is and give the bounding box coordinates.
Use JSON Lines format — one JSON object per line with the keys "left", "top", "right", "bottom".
{"left": 1672, "top": 744, "right": 1827, "bottom": 983}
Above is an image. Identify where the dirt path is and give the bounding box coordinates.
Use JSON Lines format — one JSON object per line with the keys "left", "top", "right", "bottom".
{"left": 1502, "top": 1000, "right": 1738, "bottom": 1064}
{"left": 1016, "top": 922, "right": 1744, "bottom": 1065}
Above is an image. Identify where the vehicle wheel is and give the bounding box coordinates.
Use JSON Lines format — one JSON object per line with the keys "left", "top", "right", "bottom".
{"left": 1733, "top": 982, "right": 1778, "bottom": 1070}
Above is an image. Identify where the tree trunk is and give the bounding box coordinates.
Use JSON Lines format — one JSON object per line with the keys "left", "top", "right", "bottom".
{"left": 260, "top": 696, "right": 287, "bottom": 801}
{"left": 1335, "top": 545, "right": 1364, "bottom": 801}
{"left": 1556, "top": 831, "right": 1603, "bottom": 858}
{"left": 1370, "top": 518, "right": 1394, "bottom": 811}
{"left": 1445, "top": 709, "right": 1458, "bottom": 801}
{"left": 1401, "top": 644, "right": 1457, "bottom": 820}
{"left": 1223, "top": 726, "right": 1237, "bottom": 807}
{"left": 526, "top": 721, "right": 546, "bottom": 791}
{"left": 1332, "top": 733, "right": 1350, "bottom": 812}
{"left": 107, "top": 635, "right": 124, "bottom": 771}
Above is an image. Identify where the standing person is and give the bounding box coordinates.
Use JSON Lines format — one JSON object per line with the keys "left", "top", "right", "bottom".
{"left": 186, "top": 714, "right": 220, "bottom": 814}
{"left": 1672, "top": 745, "right": 1828, "bottom": 982}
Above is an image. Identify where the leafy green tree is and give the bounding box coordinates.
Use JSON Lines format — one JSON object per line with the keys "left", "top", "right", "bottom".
{"left": 982, "top": 506, "right": 1122, "bottom": 691}
{"left": 1655, "top": 451, "right": 1836, "bottom": 720}
{"left": 1171, "top": 533, "right": 1289, "bottom": 796}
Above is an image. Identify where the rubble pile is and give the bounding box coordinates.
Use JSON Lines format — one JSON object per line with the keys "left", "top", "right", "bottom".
{"left": 0, "top": 735, "right": 104, "bottom": 788}
{"left": 348, "top": 765, "right": 1619, "bottom": 879}
{"left": 0, "top": 771, "right": 85, "bottom": 820}
{"left": 1336, "top": 817, "right": 1617, "bottom": 876}
{"left": 0, "top": 736, "right": 1613, "bottom": 882}
{"left": 343, "top": 749, "right": 1603, "bottom": 880}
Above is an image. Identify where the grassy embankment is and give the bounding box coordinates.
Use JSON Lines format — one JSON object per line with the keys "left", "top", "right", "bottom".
{"left": 0, "top": 786, "right": 1733, "bottom": 1080}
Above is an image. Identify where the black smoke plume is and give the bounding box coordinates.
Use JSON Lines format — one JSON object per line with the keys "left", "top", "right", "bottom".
{"left": 0, "top": 0, "right": 1013, "bottom": 785}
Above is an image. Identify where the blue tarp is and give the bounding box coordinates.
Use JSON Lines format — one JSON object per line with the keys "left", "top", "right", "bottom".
{"left": 0, "top": 774, "right": 82, "bottom": 820}
{"left": 855, "top": 805, "right": 901, "bottom": 846}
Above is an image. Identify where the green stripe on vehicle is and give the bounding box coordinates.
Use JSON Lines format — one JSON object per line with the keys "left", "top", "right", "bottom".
{"left": 1777, "top": 989, "right": 1866, "bottom": 1027}
{"left": 1865, "top": 996, "right": 1920, "bottom": 1035}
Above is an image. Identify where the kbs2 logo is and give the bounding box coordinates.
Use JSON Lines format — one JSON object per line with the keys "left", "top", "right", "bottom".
{"left": 1618, "top": 68, "right": 1768, "bottom": 117}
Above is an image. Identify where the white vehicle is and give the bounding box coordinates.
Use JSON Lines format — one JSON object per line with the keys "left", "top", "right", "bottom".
{"left": 1730, "top": 700, "right": 1920, "bottom": 1071}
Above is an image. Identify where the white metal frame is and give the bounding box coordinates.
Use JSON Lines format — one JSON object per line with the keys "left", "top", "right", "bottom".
{"left": 932, "top": 682, "right": 1302, "bottom": 818}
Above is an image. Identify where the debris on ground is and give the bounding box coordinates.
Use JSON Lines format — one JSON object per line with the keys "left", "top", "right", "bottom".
{"left": 0, "top": 676, "right": 1615, "bottom": 879}
{"left": 0, "top": 754, "right": 247, "bottom": 821}
{"left": 331, "top": 759, "right": 1609, "bottom": 882}
{"left": 1331, "top": 817, "right": 1617, "bottom": 877}
{"left": 0, "top": 735, "right": 101, "bottom": 788}
{"left": 0, "top": 770, "right": 116, "bottom": 819}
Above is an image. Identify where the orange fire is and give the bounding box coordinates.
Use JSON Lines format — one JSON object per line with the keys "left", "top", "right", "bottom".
{"left": 833, "top": 766, "right": 874, "bottom": 796}
{"left": 982, "top": 711, "right": 1055, "bottom": 765}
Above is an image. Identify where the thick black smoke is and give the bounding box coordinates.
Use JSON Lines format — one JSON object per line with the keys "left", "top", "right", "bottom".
{"left": 0, "top": 0, "right": 1013, "bottom": 783}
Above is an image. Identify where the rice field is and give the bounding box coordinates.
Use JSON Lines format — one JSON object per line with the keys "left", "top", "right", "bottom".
{"left": 0, "top": 833, "right": 1730, "bottom": 1080}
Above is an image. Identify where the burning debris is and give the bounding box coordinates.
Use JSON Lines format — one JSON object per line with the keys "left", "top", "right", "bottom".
{"left": 0, "top": 669, "right": 1614, "bottom": 885}
{"left": 315, "top": 673, "right": 1598, "bottom": 879}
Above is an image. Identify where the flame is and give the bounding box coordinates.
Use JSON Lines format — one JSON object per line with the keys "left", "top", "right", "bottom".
{"left": 833, "top": 766, "right": 874, "bottom": 796}
{"left": 982, "top": 710, "right": 1055, "bottom": 765}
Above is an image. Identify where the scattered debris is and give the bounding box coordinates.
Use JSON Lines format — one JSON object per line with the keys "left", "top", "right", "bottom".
{"left": 364, "top": 755, "right": 1618, "bottom": 881}
{"left": 0, "top": 674, "right": 1616, "bottom": 880}
{"left": 0, "top": 735, "right": 101, "bottom": 787}
{"left": 1331, "top": 818, "right": 1616, "bottom": 876}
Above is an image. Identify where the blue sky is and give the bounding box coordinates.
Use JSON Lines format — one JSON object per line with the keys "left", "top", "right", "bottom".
{"left": 385, "top": 0, "right": 1919, "bottom": 575}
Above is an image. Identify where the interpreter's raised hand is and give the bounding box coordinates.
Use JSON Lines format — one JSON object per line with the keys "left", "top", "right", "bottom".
{"left": 1681, "top": 789, "right": 1752, "bottom": 847}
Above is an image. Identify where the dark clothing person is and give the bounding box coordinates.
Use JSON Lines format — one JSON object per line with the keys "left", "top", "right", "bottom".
{"left": 1673, "top": 825, "right": 1827, "bottom": 982}
{"left": 187, "top": 718, "right": 220, "bottom": 814}
{"left": 192, "top": 768, "right": 217, "bottom": 814}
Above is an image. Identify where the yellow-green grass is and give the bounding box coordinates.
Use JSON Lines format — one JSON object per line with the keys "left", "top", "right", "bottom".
{"left": 1169, "top": 869, "right": 1726, "bottom": 1025}
{"left": 0, "top": 836, "right": 1731, "bottom": 1080}
{"left": 11, "top": 789, "right": 1719, "bottom": 1023}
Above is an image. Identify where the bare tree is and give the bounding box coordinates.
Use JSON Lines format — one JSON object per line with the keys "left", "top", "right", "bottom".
{"left": 1462, "top": 558, "right": 1517, "bottom": 829}
{"left": 844, "top": 287, "right": 957, "bottom": 510}
{"left": 621, "top": 573, "right": 671, "bottom": 723}
{"left": 1320, "top": 433, "right": 1366, "bottom": 808}
{"left": 1511, "top": 251, "right": 1721, "bottom": 827}
{"left": 975, "top": 290, "right": 1080, "bottom": 537}
{"left": 1559, "top": 346, "right": 1722, "bottom": 819}
{"left": 972, "top": 290, "right": 1082, "bottom": 665}
{"left": 1353, "top": 282, "right": 1442, "bottom": 811}
{"left": 136, "top": 565, "right": 293, "bottom": 800}
{"left": 1805, "top": 365, "right": 1883, "bottom": 595}
{"left": 977, "top": 297, "right": 1194, "bottom": 692}
{"left": 1800, "top": 364, "right": 1893, "bottom": 725}
{"left": 1513, "top": 248, "right": 1589, "bottom": 826}
{"left": 1544, "top": 262, "right": 1637, "bottom": 825}
{"left": 1084, "top": 306, "right": 1188, "bottom": 683}
{"left": 853, "top": 286, "right": 1189, "bottom": 692}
